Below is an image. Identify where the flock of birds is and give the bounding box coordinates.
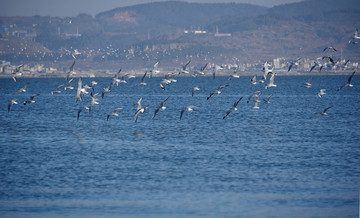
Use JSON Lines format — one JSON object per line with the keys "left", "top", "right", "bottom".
{"left": 6, "top": 29, "right": 360, "bottom": 121}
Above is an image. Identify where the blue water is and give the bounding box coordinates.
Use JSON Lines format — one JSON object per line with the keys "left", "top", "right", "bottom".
{"left": 0, "top": 75, "right": 359, "bottom": 217}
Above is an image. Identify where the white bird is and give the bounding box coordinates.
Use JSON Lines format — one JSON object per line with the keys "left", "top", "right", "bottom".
{"left": 323, "top": 47, "right": 337, "bottom": 52}
{"left": 250, "top": 75, "right": 264, "bottom": 85}
{"left": 8, "top": 98, "right": 18, "bottom": 112}
{"left": 12, "top": 64, "right": 24, "bottom": 82}
{"left": 193, "top": 63, "right": 208, "bottom": 77}
{"left": 265, "top": 72, "right": 277, "bottom": 89}
{"left": 107, "top": 108, "right": 123, "bottom": 120}
{"left": 179, "top": 60, "right": 191, "bottom": 74}
{"left": 207, "top": 84, "right": 229, "bottom": 100}
{"left": 14, "top": 82, "right": 30, "bottom": 94}
{"left": 263, "top": 61, "right": 272, "bottom": 80}
{"left": 252, "top": 98, "right": 260, "bottom": 110}
{"left": 180, "top": 105, "right": 200, "bottom": 120}
{"left": 353, "top": 28, "right": 360, "bottom": 40}
{"left": 136, "top": 72, "right": 148, "bottom": 86}
{"left": 338, "top": 71, "right": 356, "bottom": 91}
{"left": 247, "top": 91, "right": 261, "bottom": 103}
{"left": 318, "top": 89, "right": 326, "bottom": 98}
{"left": 288, "top": 57, "right": 302, "bottom": 72}
{"left": 136, "top": 97, "right": 143, "bottom": 112}
{"left": 213, "top": 65, "right": 224, "bottom": 79}
{"left": 102, "top": 79, "right": 115, "bottom": 99}
{"left": 77, "top": 104, "right": 93, "bottom": 121}
{"left": 134, "top": 104, "right": 149, "bottom": 123}
{"left": 24, "top": 94, "right": 40, "bottom": 105}
{"left": 192, "top": 86, "right": 201, "bottom": 97}
{"left": 51, "top": 84, "right": 64, "bottom": 95}
{"left": 90, "top": 92, "right": 100, "bottom": 105}
{"left": 75, "top": 77, "right": 83, "bottom": 102}
{"left": 303, "top": 77, "right": 313, "bottom": 88}
{"left": 223, "top": 97, "right": 243, "bottom": 119}
{"left": 263, "top": 94, "right": 272, "bottom": 104}
{"left": 64, "top": 78, "right": 74, "bottom": 90}
{"left": 314, "top": 106, "right": 333, "bottom": 116}
{"left": 66, "top": 60, "right": 76, "bottom": 81}
{"left": 152, "top": 97, "right": 169, "bottom": 119}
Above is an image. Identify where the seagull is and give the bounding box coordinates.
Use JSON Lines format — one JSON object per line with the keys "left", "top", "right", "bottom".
{"left": 51, "top": 84, "right": 64, "bottom": 95}
{"left": 75, "top": 77, "right": 83, "bottom": 102}
{"left": 314, "top": 106, "right": 333, "bottom": 116}
{"left": 193, "top": 63, "right": 208, "bottom": 77}
{"left": 322, "top": 56, "right": 335, "bottom": 65}
{"left": 149, "top": 61, "right": 160, "bottom": 78}
{"left": 263, "top": 61, "right": 272, "bottom": 80}
{"left": 136, "top": 97, "right": 143, "bottom": 112}
{"left": 353, "top": 28, "right": 360, "bottom": 40}
{"left": 107, "top": 108, "right": 123, "bottom": 120}
{"left": 338, "top": 71, "right": 356, "bottom": 91}
{"left": 12, "top": 64, "right": 24, "bottom": 82}
{"left": 112, "top": 68, "right": 122, "bottom": 86}
{"left": 265, "top": 72, "right": 277, "bottom": 89}
{"left": 24, "top": 94, "right": 40, "bottom": 105}
{"left": 288, "top": 57, "right": 302, "bottom": 72}
{"left": 318, "top": 89, "right": 326, "bottom": 98}
{"left": 134, "top": 104, "right": 149, "bottom": 123}
{"left": 14, "top": 82, "right": 30, "bottom": 94}
{"left": 152, "top": 97, "right": 169, "bottom": 119}
{"left": 66, "top": 60, "right": 76, "bottom": 81}
{"left": 247, "top": 91, "right": 261, "bottom": 103}
{"left": 250, "top": 75, "right": 264, "bottom": 85}
{"left": 223, "top": 97, "right": 243, "bottom": 119}
{"left": 179, "top": 105, "right": 200, "bottom": 120}
{"left": 77, "top": 104, "right": 93, "bottom": 121}
{"left": 309, "top": 62, "right": 319, "bottom": 72}
{"left": 8, "top": 99, "right": 18, "bottom": 112}
{"left": 323, "top": 47, "right": 337, "bottom": 52}
{"left": 263, "top": 94, "right": 272, "bottom": 104}
{"left": 303, "top": 77, "right": 313, "bottom": 88}
{"left": 207, "top": 84, "right": 229, "bottom": 100}
{"left": 179, "top": 60, "right": 191, "bottom": 74}
{"left": 213, "top": 65, "right": 224, "bottom": 79}
{"left": 192, "top": 86, "right": 201, "bottom": 96}
{"left": 136, "top": 71, "right": 147, "bottom": 86}
{"left": 102, "top": 79, "right": 115, "bottom": 99}
{"left": 90, "top": 92, "right": 100, "bottom": 105}
{"left": 252, "top": 97, "right": 260, "bottom": 110}
{"left": 89, "top": 81, "right": 98, "bottom": 92}
{"left": 64, "top": 78, "right": 74, "bottom": 90}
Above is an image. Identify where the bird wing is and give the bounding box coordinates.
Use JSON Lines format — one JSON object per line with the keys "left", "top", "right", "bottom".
{"left": 323, "top": 106, "right": 333, "bottom": 113}
{"left": 137, "top": 98, "right": 143, "bottom": 111}
{"left": 348, "top": 71, "right": 355, "bottom": 84}
{"left": 223, "top": 108, "right": 234, "bottom": 119}
{"left": 134, "top": 109, "right": 141, "bottom": 122}
{"left": 179, "top": 108, "right": 186, "bottom": 120}
{"left": 75, "top": 78, "right": 82, "bottom": 102}
{"left": 233, "top": 97, "right": 243, "bottom": 107}
{"left": 183, "top": 60, "right": 191, "bottom": 70}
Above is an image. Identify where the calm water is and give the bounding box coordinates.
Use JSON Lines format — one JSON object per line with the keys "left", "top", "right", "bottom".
{"left": 0, "top": 75, "right": 359, "bottom": 217}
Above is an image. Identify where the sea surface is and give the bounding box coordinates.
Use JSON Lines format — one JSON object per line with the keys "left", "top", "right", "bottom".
{"left": 0, "top": 75, "right": 359, "bottom": 217}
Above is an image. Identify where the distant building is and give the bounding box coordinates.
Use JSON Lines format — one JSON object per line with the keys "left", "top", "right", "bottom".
{"left": 214, "top": 26, "right": 231, "bottom": 37}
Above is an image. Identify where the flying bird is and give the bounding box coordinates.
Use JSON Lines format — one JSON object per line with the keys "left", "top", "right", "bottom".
{"left": 318, "top": 89, "right": 326, "bottom": 98}
{"left": 337, "top": 71, "right": 356, "bottom": 91}
{"left": 179, "top": 105, "right": 200, "bottom": 120}
{"left": 265, "top": 72, "right": 277, "bottom": 89}
{"left": 179, "top": 60, "right": 191, "bottom": 74}
{"left": 213, "top": 65, "right": 224, "bottom": 79}
{"left": 303, "top": 77, "right": 313, "bottom": 88}
{"left": 192, "top": 86, "right": 201, "bottom": 96}
{"left": 207, "top": 84, "right": 229, "bottom": 100}
{"left": 107, "top": 108, "right": 123, "bottom": 120}
{"left": 14, "top": 82, "right": 30, "bottom": 94}
{"left": 136, "top": 71, "right": 148, "bottom": 86}
{"left": 288, "top": 57, "right": 302, "bottom": 72}
{"left": 51, "top": 84, "right": 64, "bottom": 95}
{"left": 323, "top": 46, "right": 337, "bottom": 52}
{"left": 24, "top": 94, "right": 40, "bottom": 105}
{"left": 8, "top": 99, "right": 18, "bottom": 112}
{"left": 152, "top": 97, "right": 169, "bottom": 119}
{"left": 64, "top": 78, "right": 75, "bottom": 90}
{"left": 223, "top": 97, "right": 243, "bottom": 119}
{"left": 12, "top": 64, "right": 24, "bottom": 82}
{"left": 314, "top": 106, "right": 333, "bottom": 116}
{"left": 263, "top": 94, "right": 272, "bottom": 104}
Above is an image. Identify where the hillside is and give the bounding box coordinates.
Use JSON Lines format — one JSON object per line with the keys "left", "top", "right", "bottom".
{"left": 0, "top": 0, "right": 359, "bottom": 69}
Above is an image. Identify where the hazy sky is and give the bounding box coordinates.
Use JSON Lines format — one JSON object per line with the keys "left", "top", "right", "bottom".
{"left": 0, "top": 0, "right": 304, "bottom": 17}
